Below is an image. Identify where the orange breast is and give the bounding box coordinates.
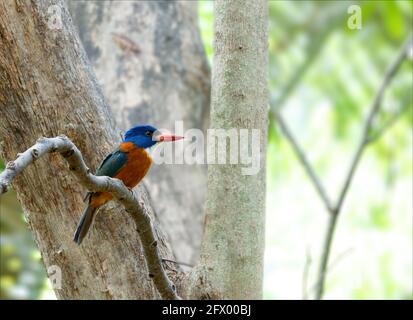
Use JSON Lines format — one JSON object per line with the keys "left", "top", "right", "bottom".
{"left": 90, "top": 142, "right": 152, "bottom": 208}
{"left": 116, "top": 142, "right": 153, "bottom": 188}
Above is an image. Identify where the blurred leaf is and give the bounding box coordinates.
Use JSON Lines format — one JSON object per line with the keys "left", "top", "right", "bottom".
{"left": 369, "top": 203, "right": 390, "bottom": 229}
{"left": 0, "top": 184, "right": 47, "bottom": 299}
{"left": 381, "top": 1, "right": 405, "bottom": 40}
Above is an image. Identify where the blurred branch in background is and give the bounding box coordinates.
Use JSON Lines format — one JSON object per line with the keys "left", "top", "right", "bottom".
{"left": 302, "top": 246, "right": 312, "bottom": 300}
{"left": 316, "top": 35, "right": 412, "bottom": 300}
{"left": 367, "top": 102, "right": 411, "bottom": 145}
{"left": 272, "top": 110, "right": 334, "bottom": 212}
{"left": 271, "top": 35, "right": 413, "bottom": 299}
{"left": 272, "top": 1, "right": 351, "bottom": 111}
{"left": 307, "top": 247, "right": 354, "bottom": 297}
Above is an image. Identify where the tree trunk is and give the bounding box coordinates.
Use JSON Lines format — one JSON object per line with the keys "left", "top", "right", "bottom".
{"left": 182, "top": 0, "right": 268, "bottom": 299}
{"left": 67, "top": 0, "right": 210, "bottom": 265}
{"left": 0, "top": 0, "right": 176, "bottom": 299}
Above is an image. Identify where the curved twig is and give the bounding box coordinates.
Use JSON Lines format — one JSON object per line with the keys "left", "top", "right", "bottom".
{"left": 0, "top": 135, "right": 181, "bottom": 300}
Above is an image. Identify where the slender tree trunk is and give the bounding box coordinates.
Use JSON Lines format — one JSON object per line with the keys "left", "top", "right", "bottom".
{"left": 0, "top": 0, "right": 176, "bottom": 299}
{"left": 182, "top": 0, "right": 268, "bottom": 299}
{"left": 67, "top": 0, "right": 211, "bottom": 265}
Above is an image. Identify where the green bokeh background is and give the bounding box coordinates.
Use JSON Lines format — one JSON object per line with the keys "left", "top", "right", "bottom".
{"left": 1, "top": 0, "right": 412, "bottom": 299}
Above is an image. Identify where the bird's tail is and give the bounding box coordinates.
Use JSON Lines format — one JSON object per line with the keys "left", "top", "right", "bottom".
{"left": 73, "top": 204, "right": 97, "bottom": 245}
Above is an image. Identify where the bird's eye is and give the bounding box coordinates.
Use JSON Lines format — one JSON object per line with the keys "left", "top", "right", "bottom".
{"left": 144, "top": 131, "right": 152, "bottom": 137}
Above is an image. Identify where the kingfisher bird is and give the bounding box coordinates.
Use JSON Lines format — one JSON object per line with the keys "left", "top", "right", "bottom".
{"left": 73, "top": 124, "right": 183, "bottom": 245}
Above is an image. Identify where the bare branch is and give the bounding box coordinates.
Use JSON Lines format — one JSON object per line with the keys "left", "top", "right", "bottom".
{"left": 315, "top": 35, "right": 412, "bottom": 300}
{"left": 366, "top": 102, "right": 411, "bottom": 144}
{"left": 270, "top": 35, "right": 412, "bottom": 300}
{"left": 309, "top": 247, "right": 354, "bottom": 296}
{"left": 0, "top": 135, "right": 180, "bottom": 300}
{"left": 302, "top": 247, "right": 312, "bottom": 300}
{"left": 272, "top": 110, "right": 334, "bottom": 212}
{"left": 334, "top": 36, "right": 412, "bottom": 213}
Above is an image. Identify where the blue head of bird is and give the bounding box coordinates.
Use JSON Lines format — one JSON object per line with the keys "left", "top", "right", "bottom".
{"left": 124, "top": 124, "right": 184, "bottom": 149}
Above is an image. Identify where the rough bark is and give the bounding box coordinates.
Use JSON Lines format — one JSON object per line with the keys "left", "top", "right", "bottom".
{"left": 67, "top": 0, "right": 211, "bottom": 265}
{"left": 0, "top": 136, "right": 180, "bottom": 299}
{"left": 0, "top": 0, "right": 177, "bottom": 299}
{"left": 182, "top": 0, "right": 268, "bottom": 299}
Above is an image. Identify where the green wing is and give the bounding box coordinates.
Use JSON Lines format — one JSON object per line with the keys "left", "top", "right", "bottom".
{"left": 95, "top": 149, "right": 128, "bottom": 178}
